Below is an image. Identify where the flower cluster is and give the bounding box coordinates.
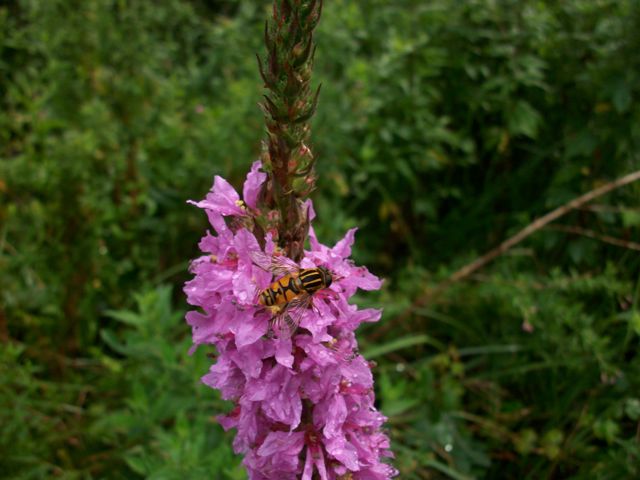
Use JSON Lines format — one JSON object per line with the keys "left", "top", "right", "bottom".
{"left": 184, "top": 162, "right": 396, "bottom": 479}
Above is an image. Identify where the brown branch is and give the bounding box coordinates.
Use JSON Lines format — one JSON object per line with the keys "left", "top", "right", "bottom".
{"left": 578, "top": 204, "right": 640, "bottom": 213}
{"left": 390, "top": 169, "right": 640, "bottom": 327}
{"left": 0, "top": 307, "right": 8, "bottom": 343}
{"left": 548, "top": 224, "right": 640, "bottom": 251}
{"left": 445, "top": 170, "right": 640, "bottom": 286}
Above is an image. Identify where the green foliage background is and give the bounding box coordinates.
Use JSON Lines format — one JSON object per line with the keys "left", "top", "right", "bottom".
{"left": 2, "top": 0, "right": 639, "bottom": 478}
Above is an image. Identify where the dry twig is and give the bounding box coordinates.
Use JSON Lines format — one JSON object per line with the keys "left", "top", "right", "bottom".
{"left": 388, "top": 169, "right": 640, "bottom": 329}
{"left": 548, "top": 224, "right": 640, "bottom": 252}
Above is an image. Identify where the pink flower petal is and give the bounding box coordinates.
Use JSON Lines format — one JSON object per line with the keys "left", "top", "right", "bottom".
{"left": 314, "top": 446, "right": 329, "bottom": 480}
{"left": 243, "top": 161, "right": 267, "bottom": 209}
{"left": 234, "top": 314, "right": 269, "bottom": 348}
{"left": 201, "top": 356, "right": 245, "bottom": 400}
{"left": 257, "top": 431, "right": 304, "bottom": 457}
{"left": 304, "top": 199, "right": 316, "bottom": 221}
{"left": 325, "top": 434, "right": 360, "bottom": 471}
{"left": 275, "top": 337, "right": 294, "bottom": 368}
{"left": 332, "top": 228, "right": 357, "bottom": 258}
{"left": 189, "top": 175, "right": 245, "bottom": 216}
{"left": 301, "top": 447, "right": 314, "bottom": 480}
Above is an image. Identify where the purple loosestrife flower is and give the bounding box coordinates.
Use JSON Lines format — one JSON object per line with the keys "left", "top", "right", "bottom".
{"left": 185, "top": 162, "right": 397, "bottom": 479}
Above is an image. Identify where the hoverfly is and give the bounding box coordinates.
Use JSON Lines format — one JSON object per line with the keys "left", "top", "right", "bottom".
{"left": 250, "top": 251, "right": 334, "bottom": 338}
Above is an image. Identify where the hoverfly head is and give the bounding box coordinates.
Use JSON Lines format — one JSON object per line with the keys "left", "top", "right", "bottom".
{"left": 317, "top": 265, "right": 333, "bottom": 288}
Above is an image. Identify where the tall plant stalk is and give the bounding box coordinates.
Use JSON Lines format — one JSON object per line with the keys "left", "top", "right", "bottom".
{"left": 257, "top": 0, "right": 323, "bottom": 261}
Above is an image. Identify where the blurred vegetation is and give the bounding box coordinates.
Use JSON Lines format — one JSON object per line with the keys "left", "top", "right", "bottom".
{"left": 1, "top": 0, "right": 639, "bottom": 478}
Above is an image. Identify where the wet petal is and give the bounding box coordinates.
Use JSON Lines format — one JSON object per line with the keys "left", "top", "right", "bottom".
{"left": 275, "top": 337, "right": 294, "bottom": 368}
{"left": 234, "top": 313, "right": 269, "bottom": 348}
{"left": 257, "top": 431, "right": 304, "bottom": 457}
{"left": 324, "top": 434, "right": 360, "bottom": 471}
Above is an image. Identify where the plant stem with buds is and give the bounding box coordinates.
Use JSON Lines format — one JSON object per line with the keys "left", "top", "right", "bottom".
{"left": 257, "top": 0, "right": 323, "bottom": 261}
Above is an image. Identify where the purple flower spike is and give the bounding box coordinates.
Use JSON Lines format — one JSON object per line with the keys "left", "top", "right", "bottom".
{"left": 185, "top": 164, "right": 397, "bottom": 479}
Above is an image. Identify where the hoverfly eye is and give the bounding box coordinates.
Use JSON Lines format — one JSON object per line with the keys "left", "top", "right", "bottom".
{"left": 324, "top": 270, "right": 332, "bottom": 287}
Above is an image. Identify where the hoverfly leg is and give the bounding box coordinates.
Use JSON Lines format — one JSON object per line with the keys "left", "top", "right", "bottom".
{"left": 323, "top": 289, "right": 340, "bottom": 301}
{"left": 284, "top": 315, "right": 298, "bottom": 334}
{"left": 270, "top": 314, "right": 291, "bottom": 339}
{"left": 311, "top": 301, "right": 321, "bottom": 317}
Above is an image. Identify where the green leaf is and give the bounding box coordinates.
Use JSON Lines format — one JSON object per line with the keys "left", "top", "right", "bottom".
{"left": 385, "top": 397, "right": 421, "bottom": 416}
{"left": 100, "top": 329, "right": 130, "bottom": 356}
{"left": 124, "top": 452, "right": 150, "bottom": 476}
{"left": 625, "top": 399, "right": 640, "bottom": 420}
{"left": 611, "top": 79, "right": 631, "bottom": 113}
{"left": 506, "top": 100, "right": 541, "bottom": 138}
{"left": 622, "top": 210, "right": 640, "bottom": 227}
{"left": 362, "top": 334, "right": 443, "bottom": 359}
{"left": 565, "top": 130, "right": 597, "bottom": 158}
{"left": 541, "top": 429, "right": 564, "bottom": 459}
{"left": 105, "top": 309, "right": 144, "bottom": 327}
{"left": 593, "top": 419, "right": 620, "bottom": 444}
{"left": 422, "top": 459, "right": 474, "bottom": 480}
{"left": 630, "top": 311, "right": 640, "bottom": 337}
{"left": 514, "top": 428, "right": 538, "bottom": 455}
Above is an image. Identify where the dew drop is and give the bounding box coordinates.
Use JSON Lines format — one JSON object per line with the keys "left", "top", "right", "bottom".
{"left": 444, "top": 443, "right": 453, "bottom": 452}
{"left": 395, "top": 363, "right": 405, "bottom": 372}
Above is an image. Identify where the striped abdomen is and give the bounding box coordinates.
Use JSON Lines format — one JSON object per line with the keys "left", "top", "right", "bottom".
{"left": 258, "top": 267, "right": 332, "bottom": 307}
{"left": 259, "top": 273, "right": 302, "bottom": 307}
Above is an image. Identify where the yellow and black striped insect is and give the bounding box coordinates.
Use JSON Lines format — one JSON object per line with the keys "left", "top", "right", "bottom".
{"left": 251, "top": 252, "right": 334, "bottom": 337}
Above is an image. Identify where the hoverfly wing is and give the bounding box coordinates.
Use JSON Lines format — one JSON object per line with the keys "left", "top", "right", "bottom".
{"left": 271, "top": 294, "right": 312, "bottom": 338}
{"left": 323, "top": 336, "right": 358, "bottom": 364}
{"left": 248, "top": 250, "right": 275, "bottom": 271}
{"left": 250, "top": 250, "right": 299, "bottom": 278}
